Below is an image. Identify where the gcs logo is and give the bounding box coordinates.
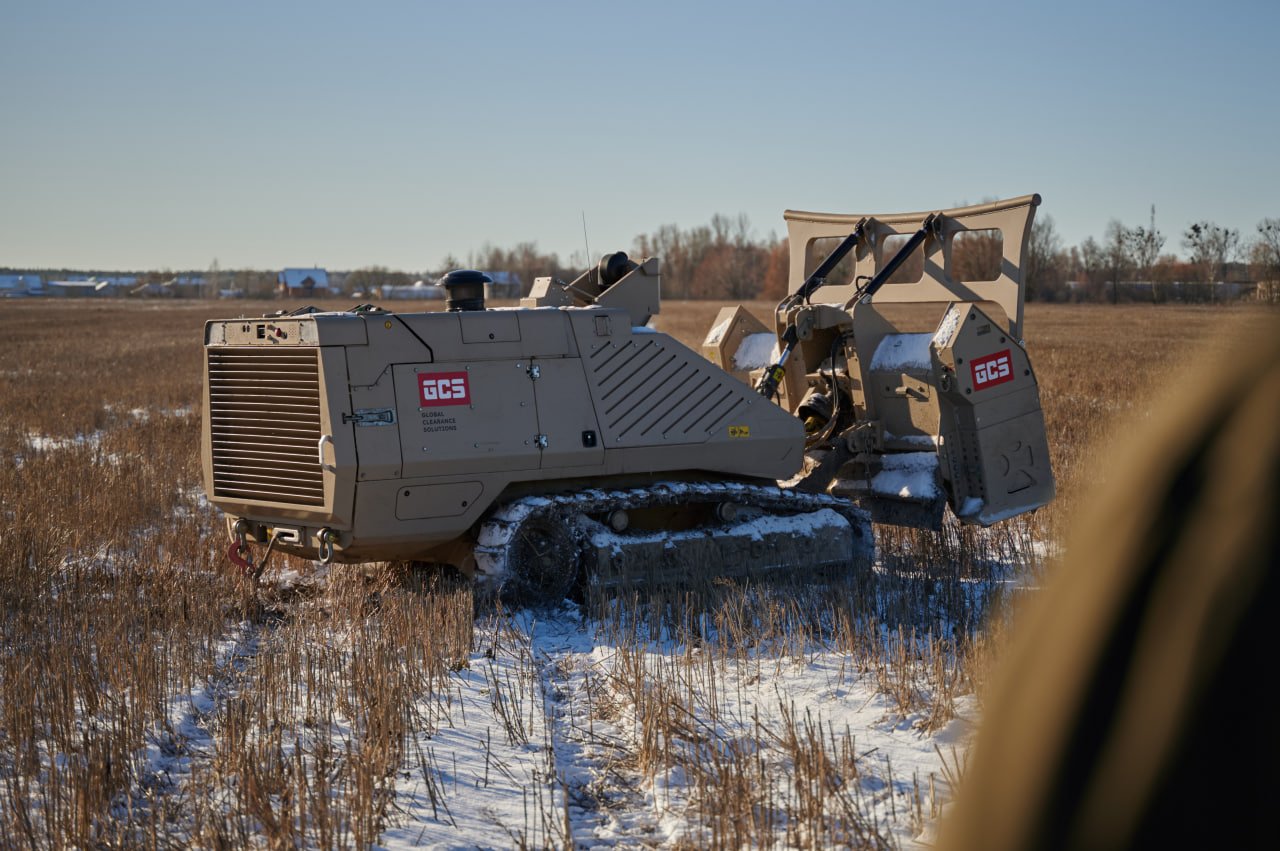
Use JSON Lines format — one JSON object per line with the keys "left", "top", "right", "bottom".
{"left": 419, "top": 372, "right": 471, "bottom": 407}
{"left": 971, "top": 350, "right": 1014, "bottom": 391}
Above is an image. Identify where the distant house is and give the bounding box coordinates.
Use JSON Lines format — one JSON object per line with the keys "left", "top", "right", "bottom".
{"left": 97, "top": 275, "right": 138, "bottom": 288}
{"left": 168, "top": 275, "right": 209, "bottom": 298}
{"left": 278, "top": 268, "right": 331, "bottom": 297}
{"left": 128, "top": 278, "right": 198, "bottom": 298}
{"left": 0, "top": 274, "right": 43, "bottom": 297}
{"left": 47, "top": 280, "right": 117, "bottom": 298}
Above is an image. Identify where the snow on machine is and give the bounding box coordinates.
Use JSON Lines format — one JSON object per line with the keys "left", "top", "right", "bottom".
{"left": 202, "top": 195, "right": 1054, "bottom": 597}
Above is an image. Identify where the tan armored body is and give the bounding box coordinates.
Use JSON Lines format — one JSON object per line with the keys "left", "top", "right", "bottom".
{"left": 203, "top": 196, "right": 1053, "bottom": 596}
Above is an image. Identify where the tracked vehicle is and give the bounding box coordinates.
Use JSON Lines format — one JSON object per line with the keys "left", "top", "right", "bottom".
{"left": 203, "top": 195, "right": 1053, "bottom": 596}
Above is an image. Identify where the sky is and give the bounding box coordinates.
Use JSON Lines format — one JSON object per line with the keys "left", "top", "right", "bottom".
{"left": 2, "top": 0, "right": 1277, "bottom": 272}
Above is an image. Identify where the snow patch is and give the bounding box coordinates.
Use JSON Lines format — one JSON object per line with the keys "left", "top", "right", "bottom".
{"left": 932, "top": 305, "right": 963, "bottom": 348}
{"left": 25, "top": 430, "right": 105, "bottom": 453}
{"left": 871, "top": 452, "right": 940, "bottom": 500}
{"left": 733, "top": 333, "right": 779, "bottom": 370}
{"left": 586, "top": 508, "right": 849, "bottom": 555}
{"left": 705, "top": 315, "right": 732, "bottom": 345}
{"left": 870, "top": 333, "right": 934, "bottom": 372}
{"left": 884, "top": 430, "right": 939, "bottom": 449}
{"left": 103, "top": 403, "right": 195, "bottom": 422}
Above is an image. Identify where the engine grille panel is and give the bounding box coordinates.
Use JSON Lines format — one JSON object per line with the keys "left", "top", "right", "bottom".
{"left": 208, "top": 347, "right": 326, "bottom": 506}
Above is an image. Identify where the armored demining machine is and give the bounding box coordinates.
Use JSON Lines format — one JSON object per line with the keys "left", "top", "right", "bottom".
{"left": 203, "top": 195, "right": 1054, "bottom": 597}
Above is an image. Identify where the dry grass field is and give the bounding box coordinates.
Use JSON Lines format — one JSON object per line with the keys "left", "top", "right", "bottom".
{"left": 0, "top": 297, "right": 1268, "bottom": 848}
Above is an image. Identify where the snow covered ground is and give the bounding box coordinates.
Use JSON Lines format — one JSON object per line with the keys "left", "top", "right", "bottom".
{"left": 382, "top": 606, "right": 976, "bottom": 849}
{"left": 3, "top": 537, "right": 1009, "bottom": 849}
{"left": 2, "top": 447, "right": 1015, "bottom": 848}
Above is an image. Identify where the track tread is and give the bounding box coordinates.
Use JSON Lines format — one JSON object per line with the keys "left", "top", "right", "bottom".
{"left": 474, "top": 481, "right": 871, "bottom": 591}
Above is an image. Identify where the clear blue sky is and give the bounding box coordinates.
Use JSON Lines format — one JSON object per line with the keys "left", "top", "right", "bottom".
{"left": 2, "top": 0, "right": 1276, "bottom": 272}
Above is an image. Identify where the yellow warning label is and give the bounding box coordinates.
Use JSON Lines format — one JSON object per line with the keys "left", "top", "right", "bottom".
{"left": 728, "top": 425, "right": 750, "bottom": 438}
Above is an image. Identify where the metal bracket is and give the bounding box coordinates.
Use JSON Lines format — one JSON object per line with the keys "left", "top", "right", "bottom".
{"left": 343, "top": 408, "right": 396, "bottom": 426}
{"left": 317, "top": 434, "right": 336, "bottom": 472}
{"left": 231, "top": 518, "right": 250, "bottom": 550}
{"left": 317, "top": 528, "right": 337, "bottom": 564}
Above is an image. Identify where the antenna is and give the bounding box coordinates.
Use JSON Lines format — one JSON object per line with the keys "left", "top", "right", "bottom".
{"left": 581, "top": 210, "right": 592, "bottom": 271}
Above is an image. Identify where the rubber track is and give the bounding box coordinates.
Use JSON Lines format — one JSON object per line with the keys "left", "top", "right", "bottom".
{"left": 473, "top": 481, "right": 872, "bottom": 590}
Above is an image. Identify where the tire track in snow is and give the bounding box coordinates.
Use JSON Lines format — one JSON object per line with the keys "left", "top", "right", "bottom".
{"left": 117, "top": 593, "right": 296, "bottom": 841}
{"left": 530, "top": 613, "right": 659, "bottom": 848}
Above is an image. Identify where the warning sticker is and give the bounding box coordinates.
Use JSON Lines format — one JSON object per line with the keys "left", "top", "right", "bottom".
{"left": 418, "top": 371, "right": 471, "bottom": 407}
{"left": 970, "top": 350, "right": 1014, "bottom": 391}
{"left": 728, "top": 425, "right": 750, "bottom": 438}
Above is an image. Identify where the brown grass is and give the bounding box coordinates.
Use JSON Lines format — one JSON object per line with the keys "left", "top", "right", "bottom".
{"left": 0, "top": 297, "right": 1269, "bottom": 848}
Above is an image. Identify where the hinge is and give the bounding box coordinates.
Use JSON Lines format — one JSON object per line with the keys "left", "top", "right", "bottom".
{"left": 527, "top": 364, "right": 541, "bottom": 380}
{"left": 343, "top": 408, "right": 396, "bottom": 427}
{"left": 533, "top": 433, "right": 548, "bottom": 449}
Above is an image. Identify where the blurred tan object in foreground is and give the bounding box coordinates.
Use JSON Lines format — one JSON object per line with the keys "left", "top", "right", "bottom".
{"left": 939, "top": 314, "right": 1278, "bottom": 850}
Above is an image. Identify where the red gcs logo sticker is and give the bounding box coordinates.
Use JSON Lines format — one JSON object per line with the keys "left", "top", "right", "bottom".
{"left": 418, "top": 371, "right": 471, "bottom": 406}
{"left": 971, "top": 350, "right": 1014, "bottom": 391}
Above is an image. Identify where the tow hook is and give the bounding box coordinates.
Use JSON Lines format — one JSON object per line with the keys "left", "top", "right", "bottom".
{"left": 318, "top": 528, "right": 338, "bottom": 564}
{"left": 228, "top": 519, "right": 255, "bottom": 574}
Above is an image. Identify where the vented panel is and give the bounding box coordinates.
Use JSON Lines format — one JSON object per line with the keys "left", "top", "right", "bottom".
{"left": 589, "top": 338, "right": 745, "bottom": 442}
{"left": 207, "top": 347, "right": 326, "bottom": 506}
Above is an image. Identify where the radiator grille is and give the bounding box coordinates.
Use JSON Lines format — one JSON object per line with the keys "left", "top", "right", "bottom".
{"left": 207, "top": 347, "right": 326, "bottom": 506}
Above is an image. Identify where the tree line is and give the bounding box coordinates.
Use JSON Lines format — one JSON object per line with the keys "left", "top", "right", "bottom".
{"left": 1026, "top": 209, "right": 1279, "bottom": 304}
{"left": 11, "top": 210, "right": 1276, "bottom": 303}
{"left": 453, "top": 208, "right": 1279, "bottom": 304}
{"left": 627, "top": 208, "right": 1279, "bottom": 304}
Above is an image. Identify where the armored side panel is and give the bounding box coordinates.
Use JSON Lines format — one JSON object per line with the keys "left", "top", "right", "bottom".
{"left": 932, "top": 304, "right": 1055, "bottom": 524}
{"left": 835, "top": 298, "right": 1052, "bottom": 526}
{"left": 203, "top": 304, "right": 805, "bottom": 564}
{"left": 701, "top": 304, "right": 773, "bottom": 386}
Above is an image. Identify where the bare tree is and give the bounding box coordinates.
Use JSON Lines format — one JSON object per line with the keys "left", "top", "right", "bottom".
{"left": 1025, "top": 214, "right": 1065, "bottom": 301}
{"left": 1075, "top": 237, "right": 1105, "bottom": 301}
{"left": 1183, "top": 221, "right": 1240, "bottom": 303}
{"left": 1103, "top": 220, "right": 1134, "bottom": 304}
{"left": 1126, "top": 205, "right": 1165, "bottom": 303}
{"left": 760, "top": 238, "right": 789, "bottom": 301}
{"left": 635, "top": 223, "right": 690, "bottom": 299}
{"left": 1251, "top": 218, "right": 1280, "bottom": 303}
{"left": 207, "top": 258, "right": 221, "bottom": 300}
{"left": 346, "top": 266, "right": 412, "bottom": 294}
{"left": 952, "top": 229, "right": 1004, "bottom": 284}
{"left": 635, "top": 215, "right": 768, "bottom": 300}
